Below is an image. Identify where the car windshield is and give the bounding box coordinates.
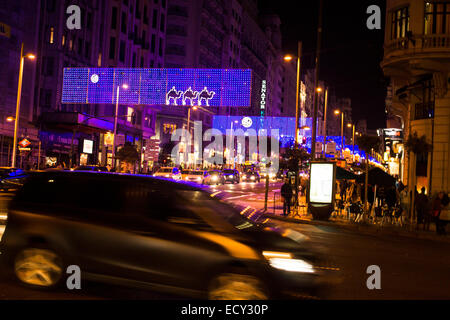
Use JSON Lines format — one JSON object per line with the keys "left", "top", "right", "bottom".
{"left": 223, "top": 170, "right": 234, "bottom": 174}
{"left": 177, "top": 190, "right": 255, "bottom": 230}
{"left": 208, "top": 171, "right": 220, "bottom": 175}
{"left": 158, "top": 168, "right": 173, "bottom": 173}
{"left": 181, "top": 170, "right": 194, "bottom": 174}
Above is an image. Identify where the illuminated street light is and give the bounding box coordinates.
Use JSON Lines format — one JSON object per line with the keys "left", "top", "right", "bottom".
{"left": 334, "top": 109, "right": 344, "bottom": 158}
{"left": 283, "top": 54, "right": 293, "bottom": 62}
{"left": 316, "top": 87, "right": 323, "bottom": 93}
{"left": 111, "top": 83, "right": 129, "bottom": 169}
{"left": 6, "top": 116, "right": 14, "bottom": 122}
{"left": 11, "top": 43, "right": 36, "bottom": 168}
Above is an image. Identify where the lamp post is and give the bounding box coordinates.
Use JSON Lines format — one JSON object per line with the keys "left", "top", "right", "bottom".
{"left": 11, "top": 43, "right": 35, "bottom": 168}
{"left": 283, "top": 41, "right": 302, "bottom": 149}
{"left": 334, "top": 110, "right": 344, "bottom": 158}
{"left": 111, "top": 83, "right": 128, "bottom": 170}
{"left": 185, "top": 105, "right": 198, "bottom": 167}
{"left": 347, "top": 123, "right": 355, "bottom": 160}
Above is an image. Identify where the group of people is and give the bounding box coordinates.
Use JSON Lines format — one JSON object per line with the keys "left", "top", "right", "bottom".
{"left": 413, "top": 188, "right": 449, "bottom": 235}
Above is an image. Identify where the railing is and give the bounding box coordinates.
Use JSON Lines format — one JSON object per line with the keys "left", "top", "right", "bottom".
{"left": 385, "top": 34, "right": 450, "bottom": 55}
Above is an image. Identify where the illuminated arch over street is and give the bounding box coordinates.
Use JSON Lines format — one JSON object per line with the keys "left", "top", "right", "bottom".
{"left": 61, "top": 68, "right": 252, "bottom": 107}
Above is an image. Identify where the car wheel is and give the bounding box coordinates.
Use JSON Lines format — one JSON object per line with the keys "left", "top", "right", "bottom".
{"left": 208, "top": 273, "right": 268, "bottom": 300}
{"left": 14, "top": 247, "right": 64, "bottom": 289}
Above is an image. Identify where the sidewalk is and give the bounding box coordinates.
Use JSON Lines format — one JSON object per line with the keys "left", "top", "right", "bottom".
{"left": 263, "top": 205, "right": 450, "bottom": 243}
{"left": 233, "top": 195, "right": 450, "bottom": 243}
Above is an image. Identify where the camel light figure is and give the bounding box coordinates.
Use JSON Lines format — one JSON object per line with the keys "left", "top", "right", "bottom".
{"left": 198, "top": 87, "right": 215, "bottom": 106}
{"left": 182, "top": 87, "right": 199, "bottom": 106}
{"left": 166, "top": 86, "right": 183, "bottom": 105}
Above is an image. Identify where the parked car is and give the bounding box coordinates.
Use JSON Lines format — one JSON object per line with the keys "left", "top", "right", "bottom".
{"left": 0, "top": 167, "right": 28, "bottom": 192}
{"left": 0, "top": 171, "right": 335, "bottom": 299}
{"left": 222, "top": 169, "right": 240, "bottom": 184}
{"left": 206, "top": 170, "right": 225, "bottom": 185}
{"left": 152, "top": 167, "right": 182, "bottom": 180}
{"left": 181, "top": 170, "right": 208, "bottom": 184}
{"left": 242, "top": 171, "right": 261, "bottom": 183}
{"left": 72, "top": 165, "right": 108, "bottom": 172}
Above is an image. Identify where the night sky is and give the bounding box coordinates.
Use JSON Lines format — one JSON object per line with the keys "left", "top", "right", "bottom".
{"left": 259, "top": 0, "right": 388, "bottom": 130}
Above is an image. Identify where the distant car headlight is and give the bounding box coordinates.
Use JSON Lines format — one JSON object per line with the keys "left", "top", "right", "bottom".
{"left": 229, "top": 175, "right": 234, "bottom": 178}
{"left": 197, "top": 177, "right": 202, "bottom": 181}
{"left": 262, "top": 251, "right": 314, "bottom": 273}
{"left": 165, "top": 174, "right": 170, "bottom": 177}
{"left": 211, "top": 175, "right": 218, "bottom": 181}
{"left": 250, "top": 176, "right": 255, "bottom": 180}
{"left": 269, "top": 173, "right": 275, "bottom": 178}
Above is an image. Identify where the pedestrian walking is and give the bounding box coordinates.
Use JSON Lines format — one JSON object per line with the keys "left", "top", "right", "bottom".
{"left": 281, "top": 179, "right": 293, "bottom": 217}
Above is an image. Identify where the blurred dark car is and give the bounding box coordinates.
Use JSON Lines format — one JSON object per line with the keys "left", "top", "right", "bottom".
{"left": 242, "top": 171, "right": 261, "bottom": 183}
{"left": 0, "top": 167, "right": 28, "bottom": 192}
{"left": 0, "top": 171, "right": 335, "bottom": 299}
{"left": 207, "top": 170, "right": 225, "bottom": 185}
{"left": 72, "top": 165, "right": 108, "bottom": 172}
{"left": 222, "top": 169, "right": 240, "bottom": 184}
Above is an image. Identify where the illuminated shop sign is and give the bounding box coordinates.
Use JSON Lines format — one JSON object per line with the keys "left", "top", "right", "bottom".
{"left": 62, "top": 68, "right": 252, "bottom": 107}
{"left": 260, "top": 80, "right": 267, "bottom": 115}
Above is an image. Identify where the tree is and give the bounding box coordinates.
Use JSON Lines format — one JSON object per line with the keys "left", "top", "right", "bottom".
{"left": 356, "top": 134, "right": 381, "bottom": 219}
{"left": 404, "top": 132, "right": 432, "bottom": 223}
{"left": 115, "top": 142, "right": 140, "bottom": 173}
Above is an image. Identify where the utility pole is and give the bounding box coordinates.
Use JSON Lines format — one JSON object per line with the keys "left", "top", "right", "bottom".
{"left": 310, "top": 0, "right": 324, "bottom": 161}
{"left": 322, "top": 88, "right": 328, "bottom": 158}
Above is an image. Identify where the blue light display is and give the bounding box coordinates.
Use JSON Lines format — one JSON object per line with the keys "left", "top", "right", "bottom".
{"left": 61, "top": 68, "right": 252, "bottom": 107}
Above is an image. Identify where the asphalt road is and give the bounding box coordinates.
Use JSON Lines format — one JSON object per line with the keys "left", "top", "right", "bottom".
{"left": 1, "top": 182, "right": 450, "bottom": 299}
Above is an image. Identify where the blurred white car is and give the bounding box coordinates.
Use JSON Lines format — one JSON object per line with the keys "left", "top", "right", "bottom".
{"left": 153, "top": 167, "right": 182, "bottom": 180}
{"left": 181, "top": 170, "right": 208, "bottom": 184}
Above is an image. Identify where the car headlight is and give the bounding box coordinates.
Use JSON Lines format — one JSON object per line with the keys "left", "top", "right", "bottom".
{"left": 211, "top": 176, "right": 218, "bottom": 181}
{"left": 197, "top": 177, "right": 202, "bottom": 181}
{"left": 165, "top": 174, "right": 170, "bottom": 177}
{"left": 262, "top": 251, "right": 314, "bottom": 273}
{"left": 250, "top": 176, "right": 255, "bottom": 180}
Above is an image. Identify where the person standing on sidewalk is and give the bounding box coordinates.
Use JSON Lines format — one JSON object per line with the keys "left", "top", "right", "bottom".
{"left": 281, "top": 179, "right": 293, "bottom": 217}
{"left": 432, "top": 191, "right": 447, "bottom": 235}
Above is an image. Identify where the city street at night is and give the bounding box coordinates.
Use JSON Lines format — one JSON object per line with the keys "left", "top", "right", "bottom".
{"left": 1, "top": 184, "right": 450, "bottom": 300}
{"left": 1, "top": 0, "right": 450, "bottom": 311}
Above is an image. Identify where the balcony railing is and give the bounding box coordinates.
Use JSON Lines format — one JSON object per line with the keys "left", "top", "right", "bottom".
{"left": 414, "top": 102, "right": 434, "bottom": 120}
{"left": 385, "top": 34, "right": 450, "bottom": 55}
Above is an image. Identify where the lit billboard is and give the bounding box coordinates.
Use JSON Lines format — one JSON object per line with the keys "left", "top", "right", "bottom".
{"left": 61, "top": 68, "right": 252, "bottom": 107}
{"left": 309, "top": 162, "right": 336, "bottom": 204}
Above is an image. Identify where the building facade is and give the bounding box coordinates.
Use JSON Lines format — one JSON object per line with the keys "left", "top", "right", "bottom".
{"left": 382, "top": 0, "right": 450, "bottom": 194}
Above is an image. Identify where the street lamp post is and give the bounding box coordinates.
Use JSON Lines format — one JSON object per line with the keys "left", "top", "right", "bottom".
{"left": 322, "top": 88, "right": 328, "bottom": 158}
{"left": 347, "top": 123, "right": 355, "bottom": 159}
{"left": 111, "top": 84, "right": 128, "bottom": 170}
{"left": 11, "top": 43, "right": 35, "bottom": 168}
{"left": 334, "top": 110, "right": 344, "bottom": 158}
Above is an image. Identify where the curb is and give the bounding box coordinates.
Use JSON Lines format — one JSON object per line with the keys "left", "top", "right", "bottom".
{"left": 261, "top": 212, "right": 450, "bottom": 244}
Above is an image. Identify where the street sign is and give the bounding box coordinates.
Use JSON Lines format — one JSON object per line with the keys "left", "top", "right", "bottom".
{"left": 0, "top": 22, "right": 11, "bottom": 38}
{"left": 309, "top": 162, "right": 336, "bottom": 204}
{"left": 18, "top": 138, "right": 31, "bottom": 148}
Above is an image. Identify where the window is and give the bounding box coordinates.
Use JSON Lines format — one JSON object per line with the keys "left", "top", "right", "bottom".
{"left": 119, "top": 41, "right": 126, "bottom": 62}
{"left": 109, "top": 37, "right": 116, "bottom": 59}
{"left": 151, "top": 34, "right": 156, "bottom": 52}
{"left": 163, "top": 123, "right": 176, "bottom": 134}
{"left": 152, "top": 10, "right": 158, "bottom": 28}
{"left": 144, "top": 114, "right": 152, "bottom": 128}
{"left": 390, "top": 6, "right": 409, "bottom": 39}
{"left": 121, "top": 11, "right": 127, "bottom": 33}
{"left": 111, "top": 7, "right": 117, "bottom": 29}
{"left": 425, "top": 2, "right": 450, "bottom": 34}
{"left": 159, "top": 38, "right": 163, "bottom": 56}
{"left": 414, "top": 79, "right": 435, "bottom": 120}
{"left": 160, "top": 13, "right": 165, "bottom": 31}
{"left": 49, "top": 27, "right": 54, "bottom": 44}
